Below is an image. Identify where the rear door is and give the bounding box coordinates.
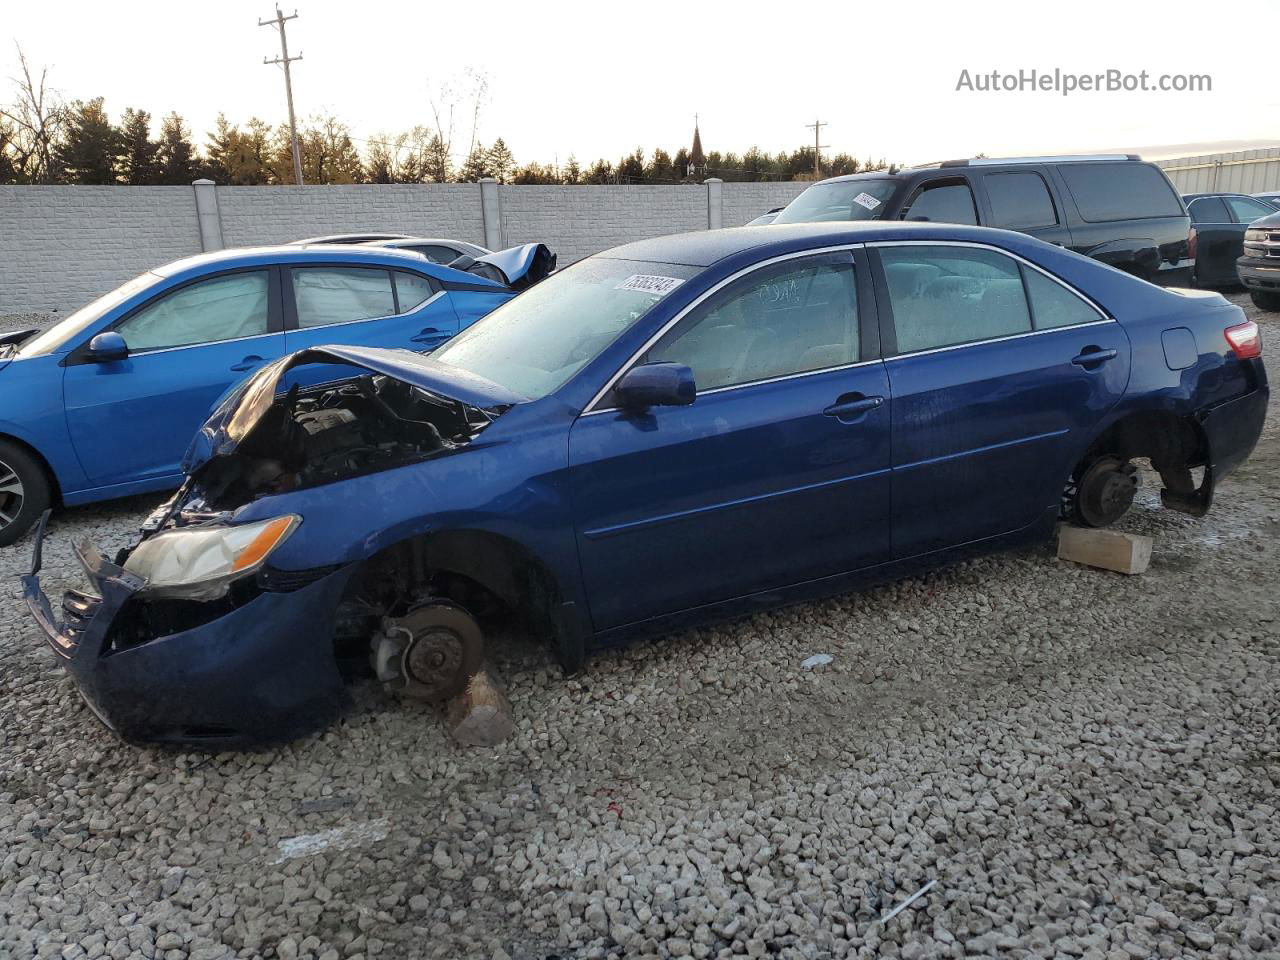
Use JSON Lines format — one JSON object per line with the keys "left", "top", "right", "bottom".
{"left": 977, "top": 169, "right": 1074, "bottom": 248}
{"left": 62, "top": 268, "right": 286, "bottom": 488}
{"left": 568, "top": 250, "right": 891, "bottom": 630}
{"left": 284, "top": 264, "right": 459, "bottom": 354}
{"left": 1187, "top": 196, "right": 1239, "bottom": 285}
{"left": 872, "top": 242, "right": 1130, "bottom": 558}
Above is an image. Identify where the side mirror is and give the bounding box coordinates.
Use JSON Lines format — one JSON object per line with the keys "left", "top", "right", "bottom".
{"left": 614, "top": 362, "right": 696, "bottom": 413}
{"left": 86, "top": 331, "right": 129, "bottom": 363}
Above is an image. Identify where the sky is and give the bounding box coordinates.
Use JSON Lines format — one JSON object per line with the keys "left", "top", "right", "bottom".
{"left": 3, "top": 0, "right": 1277, "bottom": 171}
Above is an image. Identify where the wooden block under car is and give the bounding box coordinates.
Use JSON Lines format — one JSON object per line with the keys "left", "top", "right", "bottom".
{"left": 1056, "top": 525, "right": 1153, "bottom": 575}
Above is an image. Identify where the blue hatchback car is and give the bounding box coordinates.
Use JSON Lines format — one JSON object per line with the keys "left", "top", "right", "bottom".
{"left": 25, "top": 222, "right": 1267, "bottom": 744}
{"left": 0, "top": 242, "right": 553, "bottom": 545}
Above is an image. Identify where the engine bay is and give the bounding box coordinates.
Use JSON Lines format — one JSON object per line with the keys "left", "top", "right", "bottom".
{"left": 190, "top": 374, "right": 492, "bottom": 510}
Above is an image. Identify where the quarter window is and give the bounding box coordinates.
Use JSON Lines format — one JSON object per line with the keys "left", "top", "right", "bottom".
{"left": 393, "top": 271, "right": 439, "bottom": 313}
{"left": 985, "top": 173, "right": 1058, "bottom": 229}
{"left": 116, "top": 271, "right": 270, "bottom": 351}
{"left": 879, "top": 246, "right": 1030, "bottom": 353}
{"left": 1023, "top": 268, "right": 1103, "bottom": 330}
{"left": 646, "top": 257, "right": 859, "bottom": 390}
{"left": 900, "top": 181, "right": 978, "bottom": 225}
{"left": 291, "top": 268, "right": 396, "bottom": 328}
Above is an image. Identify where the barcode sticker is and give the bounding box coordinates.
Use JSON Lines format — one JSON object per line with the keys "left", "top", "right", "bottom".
{"left": 616, "top": 274, "right": 685, "bottom": 295}
{"left": 852, "top": 192, "right": 881, "bottom": 210}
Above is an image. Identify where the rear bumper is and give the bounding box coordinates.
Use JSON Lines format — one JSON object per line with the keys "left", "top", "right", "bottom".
{"left": 1236, "top": 256, "right": 1280, "bottom": 292}
{"left": 23, "top": 522, "right": 357, "bottom": 745}
{"left": 1203, "top": 379, "right": 1269, "bottom": 484}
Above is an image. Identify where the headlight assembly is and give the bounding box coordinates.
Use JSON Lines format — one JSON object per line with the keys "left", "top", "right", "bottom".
{"left": 123, "top": 515, "right": 300, "bottom": 600}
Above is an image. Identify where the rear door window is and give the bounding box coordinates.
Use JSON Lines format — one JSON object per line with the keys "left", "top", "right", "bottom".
{"left": 900, "top": 180, "right": 978, "bottom": 225}
{"left": 291, "top": 267, "right": 396, "bottom": 328}
{"left": 1224, "top": 196, "right": 1276, "bottom": 224}
{"left": 878, "top": 246, "right": 1030, "bottom": 353}
{"left": 393, "top": 271, "right": 440, "bottom": 312}
{"left": 1058, "top": 162, "right": 1184, "bottom": 222}
{"left": 985, "top": 173, "right": 1059, "bottom": 229}
{"left": 1187, "top": 196, "right": 1231, "bottom": 224}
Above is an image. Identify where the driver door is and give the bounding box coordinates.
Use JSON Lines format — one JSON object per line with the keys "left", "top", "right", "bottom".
{"left": 568, "top": 251, "right": 892, "bottom": 632}
{"left": 62, "top": 268, "right": 285, "bottom": 490}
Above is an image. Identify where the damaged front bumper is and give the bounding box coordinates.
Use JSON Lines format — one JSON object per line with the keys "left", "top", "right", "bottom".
{"left": 22, "top": 513, "right": 358, "bottom": 745}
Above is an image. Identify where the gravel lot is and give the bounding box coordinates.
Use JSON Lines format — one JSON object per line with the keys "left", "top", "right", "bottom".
{"left": 1, "top": 294, "right": 1277, "bottom": 960}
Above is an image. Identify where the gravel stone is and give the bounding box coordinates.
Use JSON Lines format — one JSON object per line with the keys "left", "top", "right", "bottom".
{"left": 1, "top": 294, "right": 1279, "bottom": 959}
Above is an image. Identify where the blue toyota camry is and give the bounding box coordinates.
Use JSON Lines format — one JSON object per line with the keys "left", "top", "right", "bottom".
{"left": 25, "top": 222, "right": 1267, "bottom": 744}
{"left": 0, "top": 242, "right": 552, "bottom": 545}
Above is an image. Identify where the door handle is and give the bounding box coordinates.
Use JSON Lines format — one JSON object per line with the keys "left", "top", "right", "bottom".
{"left": 410, "top": 327, "right": 449, "bottom": 344}
{"left": 1071, "top": 347, "right": 1118, "bottom": 368}
{"left": 230, "top": 355, "right": 265, "bottom": 372}
{"left": 823, "top": 394, "right": 884, "bottom": 423}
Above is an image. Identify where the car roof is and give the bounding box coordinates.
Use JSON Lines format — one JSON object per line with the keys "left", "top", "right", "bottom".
{"left": 596, "top": 221, "right": 1056, "bottom": 267}
{"left": 292, "top": 232, "right": 413, "bottom": 244}
{"left": 366, "top": 238, "right": 482, "bottom": 249}
{"left": 1182, "top": 192, "right": 1254, "bottom": 201}
{"left": 150, "top": 244, "right": 503, "bottom": 286}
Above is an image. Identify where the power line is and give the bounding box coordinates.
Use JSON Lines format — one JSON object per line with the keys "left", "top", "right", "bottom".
{"left": 260, "top": 6, "right": 304, "bottom": 185}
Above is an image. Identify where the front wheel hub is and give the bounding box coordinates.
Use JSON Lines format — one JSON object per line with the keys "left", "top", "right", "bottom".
{"left": 371, "top": 602, "right": 483, "bottom": 701}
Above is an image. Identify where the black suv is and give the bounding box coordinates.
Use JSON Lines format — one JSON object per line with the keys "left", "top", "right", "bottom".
{"left": 1238, "top": 209, "right": 1280, "bottom": 311}
{"left": 773, "top": 156, "right": 1193, "bottom": 286}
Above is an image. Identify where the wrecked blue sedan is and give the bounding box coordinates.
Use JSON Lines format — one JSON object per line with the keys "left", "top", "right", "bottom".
{"left": 25, "top": 222, "right": 1268, "bottom": 744}
{"left": 0, "top": 241, "right": 553, "bottom": 546}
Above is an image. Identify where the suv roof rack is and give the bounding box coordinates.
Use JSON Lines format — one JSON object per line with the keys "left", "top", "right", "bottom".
{"left": 937, "top": 154, "right": 1141, "bottom": 168}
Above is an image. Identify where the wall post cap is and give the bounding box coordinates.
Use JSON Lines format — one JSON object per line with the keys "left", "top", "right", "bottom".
{"left": 191, "top": 178, "right": 216, "bottom": 186}
{"left": 703, "top": 177, "right": 724, "bottom": 184}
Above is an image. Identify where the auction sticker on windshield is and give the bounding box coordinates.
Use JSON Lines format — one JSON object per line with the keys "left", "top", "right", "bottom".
{"left": 852, "top": 192, "right": 882, "bottom": 211}
{"left": 616, "top": 275, "right": 685, "bottom": 295}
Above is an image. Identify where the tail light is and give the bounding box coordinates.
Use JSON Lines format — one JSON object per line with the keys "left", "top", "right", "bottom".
{"left": 1225, "top": 320, "right": 1261, "bottom": 359}
{"left": 1187, "top": 226, "right": 1198, "bottom": 262}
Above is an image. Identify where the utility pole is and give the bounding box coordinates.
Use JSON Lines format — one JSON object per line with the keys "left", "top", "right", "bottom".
{"left": 805, "top": 118, "right": 828, "bottom": 179}
{"left": 260, "top": 6, "right": 304, "bottom": 185}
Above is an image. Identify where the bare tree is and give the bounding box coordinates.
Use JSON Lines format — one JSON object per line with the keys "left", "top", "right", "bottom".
{"left": 0, "top": 43, "right": 65, "bottom": 183}
{"left": 425, "top": 69, "right": 489, "bottom": 182}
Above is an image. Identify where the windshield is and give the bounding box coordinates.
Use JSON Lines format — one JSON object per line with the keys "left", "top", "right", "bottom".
{"left": 432, "top": 258, "right": 699, "bottom": 400}
{"left": 17, "top": 271, "right": 164, "bottom": 357}
{"left": 773, "top": 179, "right": 898, "bottom": 224}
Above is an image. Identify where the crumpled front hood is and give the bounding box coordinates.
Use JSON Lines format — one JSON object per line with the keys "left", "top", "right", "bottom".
{"left": 182, "top": 344, "right": 526, "bottom": 474}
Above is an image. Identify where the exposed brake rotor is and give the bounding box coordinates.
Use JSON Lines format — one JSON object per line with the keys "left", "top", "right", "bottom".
{"left": 371, "top": 602, "right": 483, "bottom": 701}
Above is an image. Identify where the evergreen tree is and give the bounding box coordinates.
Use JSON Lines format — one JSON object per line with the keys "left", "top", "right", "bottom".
{"left": 647, "top": 148, "right": 674, "bottom": 183}
{"left": 584, "top": 158, "right": 613, "bottom": 184}
{"left": 421, "top": 131, "right": 451, "bottom": 183}
{"left": 616, "top": 147, "right": 645, "bottom": 183}
{"left": 118, "top": 108, "right": 160, "bottom": 184}
{"left": 460, "top": 142, "right": 491, "bottom": 181}
{"left": 156, "top": 112, "right": 197, "bottom": 184}
{"left": 56, "top": 98, "right": 120, "bottom": 184}
{"left": 562, "top": 154, "right": 581, "bottom": 185}
{"left": 672, "top": 147, "right": 691, "bottom": 181}
{"left": 485, "top": 137, "right": 515, "bottom": 183}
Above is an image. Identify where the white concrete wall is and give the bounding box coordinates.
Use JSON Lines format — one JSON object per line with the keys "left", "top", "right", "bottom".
{"left": 1158, "top": 148, "right": 1280, "bottom": 195}
{"left": 0, "top": 181, "right": 818, "bottom": 314}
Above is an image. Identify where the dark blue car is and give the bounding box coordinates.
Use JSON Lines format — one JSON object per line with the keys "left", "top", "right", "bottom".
{"left": 0, "top": 243, "right": 552, "bottom": 545}
{"left": 24, "top": 222, "right": 1268, "bottom": 744}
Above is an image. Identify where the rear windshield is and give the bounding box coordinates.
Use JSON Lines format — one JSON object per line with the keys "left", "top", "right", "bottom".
{"left": 1058, "top": 163, "right": 1184, "bottom": 222}
{"left": 773, "top": 179, "right": 898, "bottom": 224}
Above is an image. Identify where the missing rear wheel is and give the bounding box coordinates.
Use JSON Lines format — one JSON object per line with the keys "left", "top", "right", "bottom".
{"left": 1064, "top": 455, "right": 1139, "bottom": 529}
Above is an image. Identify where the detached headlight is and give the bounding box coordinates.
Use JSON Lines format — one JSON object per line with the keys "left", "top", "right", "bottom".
{"left": 124, "top": 515, "right": 300, "bottom": 600}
